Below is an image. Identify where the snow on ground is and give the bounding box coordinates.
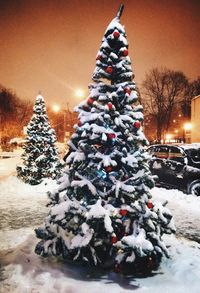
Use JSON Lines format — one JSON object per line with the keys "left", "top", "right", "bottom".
{"left": 0, "top": 156, "right": 200, "bottom": 292}
{"left": 0, "top": 234, "right": 200, "bottom": 293}
{"left": 0, "top": 175, "right": 58, "bottom": 250}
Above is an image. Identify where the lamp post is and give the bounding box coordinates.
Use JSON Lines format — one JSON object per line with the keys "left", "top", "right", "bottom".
{"left": 51, "top": 104, "right": 76, "bottom": 142}
{"left": 52, "top": 88, "right": 85, "bottom": 142}
{"left": 52, "top": 104, "right": 66, "bottom": 142}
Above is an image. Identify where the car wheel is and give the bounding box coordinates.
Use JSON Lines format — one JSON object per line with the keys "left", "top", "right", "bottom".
{"left": 188, "top": 180, "right": 200, "bottom": 196}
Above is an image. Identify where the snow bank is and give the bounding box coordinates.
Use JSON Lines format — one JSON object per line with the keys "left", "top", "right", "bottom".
{"left": 0, "top": 157, "right": 21, "bottom": 178}
{"left": 152, "top": 187, "right": 200, "bottom": 212}
{"left": 0, "top": 227, "right": 33, "bottom": 250}
{"left": 152, "top": 187, "right": 200, "bottom": 242}
{"left": 0, "top": 175, "right": 57, "bottom": 198}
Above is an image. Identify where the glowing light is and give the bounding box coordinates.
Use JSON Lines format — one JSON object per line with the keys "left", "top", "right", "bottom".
{"left": 174, "top": 129, "right": 178, "bottom": 133}
{"left": 52, "top": 104, "right": 61, "bottom": 113}
{"left": 184, "top": 123, "right": 192, "bottom": 131}
{"left": 75, "top": 88, "right": 85, "bottom": 98}
{"left": 166, "top": 133, "right": 172, "bottom": 141}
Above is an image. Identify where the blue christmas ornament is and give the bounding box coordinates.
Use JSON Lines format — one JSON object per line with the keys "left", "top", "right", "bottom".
{"left": 111, "top": 138, "right": 116, "bottom": 146}
{"left": 96, "top": 170, "right": 107, "bottom": 179}
{"left": 109, "top": 171, "right": 118, "bottom": 177}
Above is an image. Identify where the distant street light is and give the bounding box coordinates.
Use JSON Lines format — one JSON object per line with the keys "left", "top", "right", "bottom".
{"left": 75, "top": 89, "right": 85, "bottom": 99}
{"left": 184, "top": 123, "right": 192, "bottom": 131}
{"left": 52, "top": 104, "right": 61, "bottom": 113}
{"left": 165, "top": 133, "right": 172, "bottom": 142}
{"left": 183, "top": 122, "right": 192, "bottom": 143}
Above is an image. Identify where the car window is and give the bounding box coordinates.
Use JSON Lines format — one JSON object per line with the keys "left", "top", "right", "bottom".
{"left": 147, "top": 146, "right": 155, "bottom": 155}
{"left": 168, "top": 146, "right": 185, "bottom": 162}
{"left": 154, "top": 146, "right": 169, "bottom": 159}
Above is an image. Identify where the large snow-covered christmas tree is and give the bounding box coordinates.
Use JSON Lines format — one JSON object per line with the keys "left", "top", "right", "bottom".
{"left": 35, "top": 6, "right": 175, "bottom": 274}
{"left": 17, "top": 94, "right": 61, "bottom": 185}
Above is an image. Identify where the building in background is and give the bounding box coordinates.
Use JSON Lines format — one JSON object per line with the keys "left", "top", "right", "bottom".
{"left": 191, "top": 95, "right": 200, "bottom": 143}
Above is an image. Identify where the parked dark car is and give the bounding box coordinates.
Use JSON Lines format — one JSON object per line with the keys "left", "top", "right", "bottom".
{"left": 147, "top": 144, "right": 200, "bottom": 196}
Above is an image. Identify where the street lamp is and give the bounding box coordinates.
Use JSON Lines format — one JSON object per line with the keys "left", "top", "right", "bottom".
{"left": 184, "top": 123, "right": 192, "bottom": 131}
{"left": 165, "top": 133, "right": 172, "bottom": 143}
{"left": 52, "top": 104, "right": 61, "bottom": 113}
{"left": 183, "top": 122, "right": 192, "bottom": 143}
{"left": 75, "top": 88, "right": 85, "bottom": 99}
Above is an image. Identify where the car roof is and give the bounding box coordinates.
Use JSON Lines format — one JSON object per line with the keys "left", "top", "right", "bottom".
{"left": 179, "top": 143, "right": 200, "bottom": 150}
{"left": 148, "top": 143, "right": 200, "bottom": 151}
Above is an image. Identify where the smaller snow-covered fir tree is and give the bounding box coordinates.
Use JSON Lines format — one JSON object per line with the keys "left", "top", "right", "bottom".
{"left": 35, "top": 6, "right": 175, "bottom": 275}
{"left": 17, "top": 94, "right": 61, "bottom": 185}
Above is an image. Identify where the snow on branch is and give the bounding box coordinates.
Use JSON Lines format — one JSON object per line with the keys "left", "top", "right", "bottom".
{"left": 71, "top": 174, "right": 97, "bottom": 195}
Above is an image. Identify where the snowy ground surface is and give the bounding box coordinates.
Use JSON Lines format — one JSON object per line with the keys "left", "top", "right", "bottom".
{"left": 0, "top": 156, "right": 200, "bottom": 293}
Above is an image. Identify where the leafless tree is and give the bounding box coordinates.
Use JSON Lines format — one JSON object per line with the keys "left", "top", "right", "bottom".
{"left": 141, "top": 68, "right": 188, "bottom": 142}
{"left": 179, "top": 76, "right": 200, "bottom": 121}
{"left": 0, "top": 84, "right": 33, "bottom": 146}
{"left": 190, "top": 77, "right": 200, "bottom": 97}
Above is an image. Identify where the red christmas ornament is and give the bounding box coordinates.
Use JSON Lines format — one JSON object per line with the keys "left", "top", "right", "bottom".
{"left": 147, "top": 257, "right": 154, "bottom": 269}
{"left": 87, "top": 97, "right": 94, "bottom": 105}
{"left": 124, "top": 88, "right": 131, "bottom": 95}
{"left": 111, "top": 235, "right": 118, "bottom": 244}
{"left": 107, "top": 102, "right": 113, "bottom": 110}
{"left": 119, "top": 209, "right": 128, "bottom": 216}
{"left": 113, "top": 31, "right": 120, "bottom": 39}
{"left": 83, "top": 105, "right": 89, "bottom": 111}
{"left": 147, "top": 201, "right": 153, "bottom": 209}
{"left": 114, "top": 263, "right": 121, "bottom": 273}
{"left": 134, "top": 121, "right": 141, "bottom": 129}
{"left": 106, "top": 66, "right": 113, "bottom": 74}
{"left": 105, "top": 166, "right": 113, "bottom": 173}
{"left": 107, "top": 133, "right": 116, "bottom": 139}
{"left": 123, "top": 49, "right": 129, "bottom": 56}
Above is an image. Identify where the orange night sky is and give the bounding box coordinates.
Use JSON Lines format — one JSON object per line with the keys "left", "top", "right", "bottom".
{"left": 0, "top": 0, "right": 199, "bottom": 109}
